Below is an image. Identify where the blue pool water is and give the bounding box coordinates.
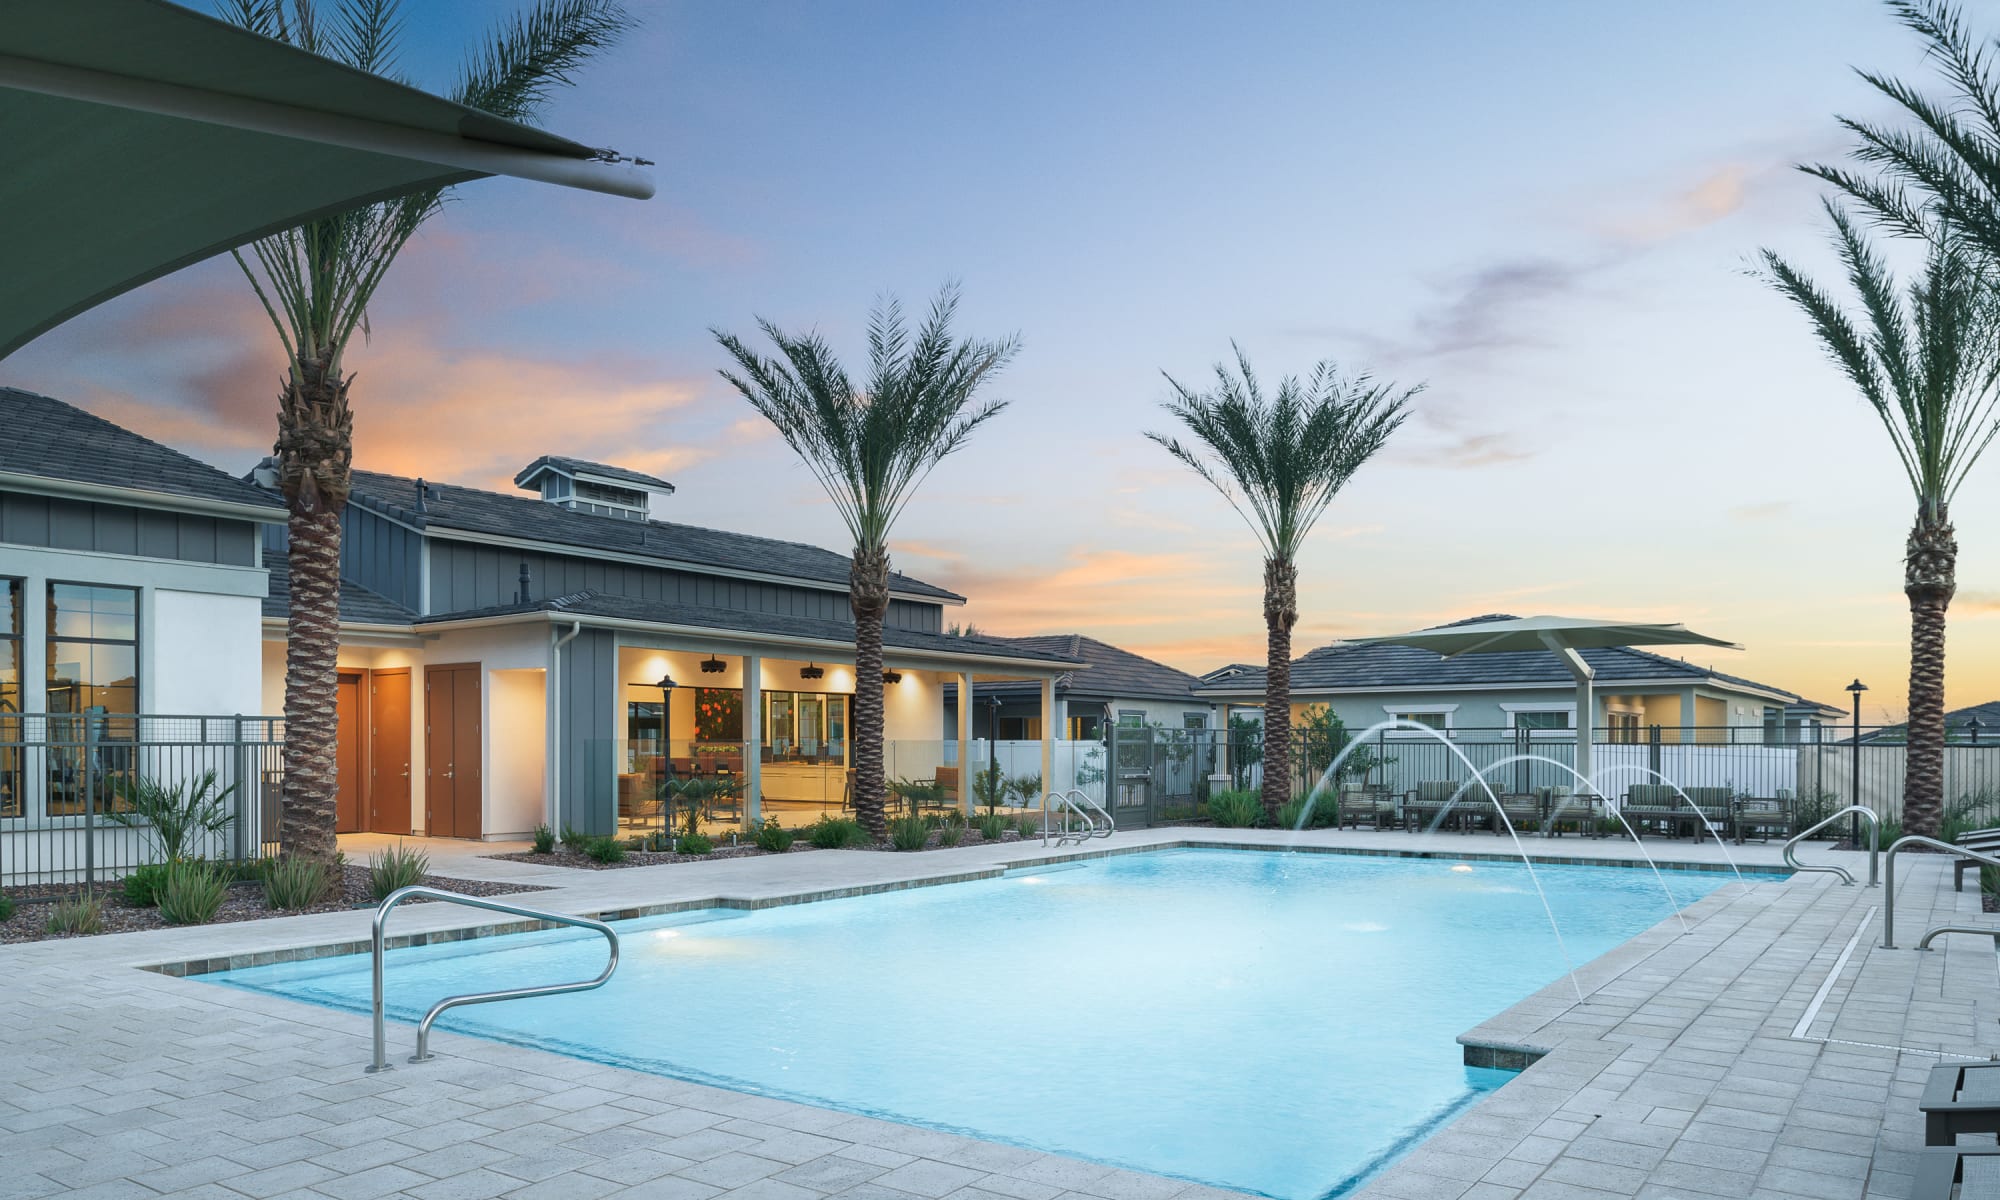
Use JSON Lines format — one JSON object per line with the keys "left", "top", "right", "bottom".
{"left": 207, "top": 850, "right": 1751, "bottom": 1198}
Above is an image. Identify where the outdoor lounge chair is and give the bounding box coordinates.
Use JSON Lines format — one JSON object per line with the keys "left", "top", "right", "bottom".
{"left": 1732, "top": 794, "right": 1794, "bottom": 844}
{"left": 1914, "top": 1146, "right": 2000, "bottom": 1199}
{"left": 1921, "top": 1061, "right": 2000, "bottom": 1145}
{"left": 1403, "top": 780, "right": 1472, "bottom": 833}
{"left": 1493, "top": 792, "right": 1546, "bottom": 835}
{"left": 1954, "top": 828, "right": 2000, "bottom": 891}
{"left": 1336, "top": 784, "right": 1393, "bottom": 830}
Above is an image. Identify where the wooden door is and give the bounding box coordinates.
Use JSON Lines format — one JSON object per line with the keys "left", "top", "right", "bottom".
{"left": 425, "top": 664, "right": 482, "bottom": 839}
{"left": 335, "top": 671, "right": 366, "bottom": 833}
{"left": 369, "top": 669, "right": 411, "bottom": 834}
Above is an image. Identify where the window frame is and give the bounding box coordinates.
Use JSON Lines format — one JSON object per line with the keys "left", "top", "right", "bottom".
{"left": 45, "top": 580, "right": 140, "bottom": 720}
{"left": 1381, "top": 704, "right": 1457, "bottom": 737}
{"left": 1498, "top": 702, "right": 1576, "bottom": 738}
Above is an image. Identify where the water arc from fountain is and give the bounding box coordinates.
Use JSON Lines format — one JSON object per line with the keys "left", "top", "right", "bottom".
{"left": 1431, "top": 753, "right": 1692, "bottom": 934}
{"left": 1292, "top": 719, "right": 1587, "bottom": 1002}
{"left": 1585, "top": 764, "right": 1748, "bottom": 894}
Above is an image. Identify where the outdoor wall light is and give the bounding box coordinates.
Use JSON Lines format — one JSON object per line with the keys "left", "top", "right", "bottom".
{"left": 700, "top": 656, "right": 726, "bottom": 674}
{"left": 800, "top": 662, "right": 825, "bottom": 680}
{"left": 882, "top": 670, "right": 903, "bottom": 684}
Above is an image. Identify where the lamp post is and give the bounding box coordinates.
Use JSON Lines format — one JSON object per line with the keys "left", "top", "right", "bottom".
{"left": 626, "top": 673, "right": 677, "bottom": 835}
{"left": 1970, "top": 716, "right": 1984, "bottom": 746}
{"left": 986, "top": 693, "right": 1001, "bottom": 805}
{"left": 1847, "top": 679, "right": 1867, "bottom": 849}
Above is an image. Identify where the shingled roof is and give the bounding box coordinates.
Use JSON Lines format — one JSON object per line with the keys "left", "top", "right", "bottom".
{"left": 0, "top": 388, "right": 282, "bottom": 517}
{"left": 942, "top": 634, "right": 1201, "bottom": 702}
{"left": 407, "top": 591, "right": 1082, "bottom": 666}
{"left": 512, "top": 455, "right": 674, "bottom": 492}
{"left": 346, "top": 468, "right": 961, "bottom": 603}
{"left": 261, "top": 550, "right": 414, "bottom": 626}
{"left": 1193, "top": 614, "right": 1818, "bottom": 706}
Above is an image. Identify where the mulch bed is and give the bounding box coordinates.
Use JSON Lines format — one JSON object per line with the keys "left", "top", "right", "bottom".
{"left": 0, "top": 866, "right": 550, "bottom": 945}
{"left": 487, "top": 826, "right": 1049, "bottom": 870}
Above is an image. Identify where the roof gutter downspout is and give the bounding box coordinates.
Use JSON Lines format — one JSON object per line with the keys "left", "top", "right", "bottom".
{"left": 547, "top": 619, "right": 583, "bottom": 829}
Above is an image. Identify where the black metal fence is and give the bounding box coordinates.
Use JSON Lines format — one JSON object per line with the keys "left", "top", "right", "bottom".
{"left": 1103, "top": 723, "right": 2000, "bottom": 832}
{"left": 1, "top": 714, "right": 284, "bottom": 892}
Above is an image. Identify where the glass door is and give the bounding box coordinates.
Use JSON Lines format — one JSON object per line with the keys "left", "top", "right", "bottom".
{"left": 797, "top": 696, "right": 823, "bottom": 758}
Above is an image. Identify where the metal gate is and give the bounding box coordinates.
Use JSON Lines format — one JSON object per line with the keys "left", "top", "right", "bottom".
{"left": 1105, "top": 727, "right": 1220, "bottom": 827}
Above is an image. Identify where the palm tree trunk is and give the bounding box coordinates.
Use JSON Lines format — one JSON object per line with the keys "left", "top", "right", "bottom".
{"left": 277, "top": 359, "right": 352, "bottom": 865}
{"left": 850, "top": 544, "right": 891, "bottom": 839}
{"left": 1903, "top": 506, "right": 1956, "bottom": 840}
{"left": 1261, "top": 556, "right": 1298, "bottom": 819}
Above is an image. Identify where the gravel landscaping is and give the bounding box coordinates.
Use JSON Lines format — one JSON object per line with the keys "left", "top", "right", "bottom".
{"left": 0, "top": 865, "right": 550, "bottom": 944}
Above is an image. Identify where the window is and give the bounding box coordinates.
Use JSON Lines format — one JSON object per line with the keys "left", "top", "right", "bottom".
{"left": 764, "top": 690, "right": 846, "bottom": 762}
{"left": 46, "top": 584, "right": 137, "bottom": 718}
{"left": 1183, "top": 712, "right": 1208, "bottom": 730}
{"left": 1513, "top": 711, "right": 1568, "bottom": 731}
{"left": 1383, "top": 705, "right": 1456, "bottom": 736}
{"left": 1116, "top": 710, "right": 1146, "bottom": 729}
{"left": 0, "top": 578, "right": 18, "bottom": 818}
{"left": 998, "top": 715, "right": 1042, "bottom": 740}
{"left": 1608, "top": 712, "right": 1641, "bottom": 744}
{"left": 1392, "top": 711, "right": 1445, "bottom": 729}
{"left": 1067, "top": 713, "right": 1103, "bottom": 740}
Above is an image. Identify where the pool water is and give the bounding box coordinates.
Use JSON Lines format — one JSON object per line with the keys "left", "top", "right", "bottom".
{"left": 207, "top": 850, "right": 1748, "bottom": 1198}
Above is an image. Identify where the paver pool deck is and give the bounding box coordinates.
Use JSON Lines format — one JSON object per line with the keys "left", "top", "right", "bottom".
{"left": 0, "top": 828, "right": 1984, "bottom": 1200}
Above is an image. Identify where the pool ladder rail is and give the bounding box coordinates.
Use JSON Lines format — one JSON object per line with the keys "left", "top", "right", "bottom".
{"left": 1042, "top": 789, "right": 1114, "bottom": 847}
{"left": 366, "top": 885, "right": 620, "bottom": 1073}
{"left": 1783, "top": 805, "right": 1881, "bottom": 887}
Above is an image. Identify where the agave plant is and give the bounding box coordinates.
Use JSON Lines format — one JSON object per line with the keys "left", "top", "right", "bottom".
{"left": 223, "top": 0, "right": 632, "bottom": 864}
{"left": 108, "top": 771, "right": 237, "bottom": 863}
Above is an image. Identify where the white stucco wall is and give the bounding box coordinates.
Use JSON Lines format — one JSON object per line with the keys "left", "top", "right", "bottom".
{"left": 153, "top": 590, "right": 262, "bottom": 715}
{"left": 488, "top": 668, "right": 547, "bottom": 838}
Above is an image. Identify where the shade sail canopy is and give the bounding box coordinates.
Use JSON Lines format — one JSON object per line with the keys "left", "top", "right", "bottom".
{"left": 1346, "top": 615, "right": 1741, "bottom": 796}
{"left": 1343, "top": 615, "right": 1741, "bottom": 659}
{"left": 0, "top": 0, "right": 653, "bottom": 361}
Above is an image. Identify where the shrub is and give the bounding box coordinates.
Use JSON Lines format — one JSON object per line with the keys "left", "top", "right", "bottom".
{"left": 941, "top": 807, "right": 967, "bottom": 828}
{"left": 367, "top": 842, "right": 430, "bottom": 901}
{"left": 560, "top": 823, "right": 590, "bottom": 851}
{"left": 753, "top": 820, "right": 795, "bottom": 852}
{"left": 1876, "top": 816, "right": 1903, "bottom": 851}
{"left": 889, "top": 814, "right": 931, "bottom": 851}
{"left": 158, "top": 861, "right": 228, "bottom": 925}
{"left": 622, "top": 836, "right": 647, "bottom": 850}
{"left": 46, "top": 894, "right": 104, "bottom": 935}
{"left": 938, "top": 823, "right": 965, "bottom": 848}
{"left": 122, "top": 863, "right": 170, "bottom": 908}
{"left": 531, "top": 824, "right": 556, "bottom": 854}
{"left": 108, "top": 770, "right": 236, "bottom": 862}
{"left": 1007, "top": 772, "right": 1044, "bottom": 806}
{"left": 230, "top": 857, "right": 274, "bottom": 884}
{"left": 643, "top": 830, "right": 674, "bottom": 852}
{"left": 1012, "top": 814, "right": 1041, "bottom": 840}
{"left": 1276, "top": 797, "right": 1310, "bottom": 831}
{"left": 679, "top": 833, "right": 714, "bottom": 855}
{"left": 808, "top": 816, "right": 867, "bottom": 849}
{"left": 584, "top": 836, "right": 627, "bottom": 864}
{"left": 263, "top": 856, "right": 336, "bottom": 910}
{"left": 0, "top": 895, "right": 15, "bottom": 921}
{"left": 1208, "top": 789, "right": 1263, "bottom": 828}
{"left": 976, "top": 812, "right": 1008, "bottom": 841}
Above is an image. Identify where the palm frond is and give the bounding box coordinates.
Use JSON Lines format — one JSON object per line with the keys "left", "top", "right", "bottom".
{"left": 712, "top": 284, "right": 1019, "bottom": 553}
{"left": 1147, "top": 349, "right": 1418, "bottom": 562}
{"left": 455, "top": 0, "right": 634, "bottom": 124}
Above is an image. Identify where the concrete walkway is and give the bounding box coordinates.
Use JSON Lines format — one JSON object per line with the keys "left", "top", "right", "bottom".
{"left": 0, "top": 828, "right": 1976, "bottom": 1200}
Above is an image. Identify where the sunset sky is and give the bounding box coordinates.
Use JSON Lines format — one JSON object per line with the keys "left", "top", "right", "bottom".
{"left": 7, "top": 0, "right": 1998, "bottom": 721}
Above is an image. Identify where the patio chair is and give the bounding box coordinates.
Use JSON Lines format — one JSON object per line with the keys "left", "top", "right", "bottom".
{"left": 1953, "top": 827, "right": 2000, "bottom": 891}
{"left": 1336, "top": 783, "right": 1392, "bottom": 830}
{"left": 1922, "top": 1061, "right": 2000, "bottom": 1144}
{"left": 1403, "top": 780, "right": 1471, "bottom": 833}
{"left": 1732, "top": 795, "right": 1793, "bottom": 845}
{"left": 1914, "top": 1146, "right": 2000, "bottom": 1199}
{"left": 1682, "top": 787, "right": 1734, "bottom": 843}
{"left": 1493, "top": 792, "right": 1545, "bottom": 836}
{"left": 1539, "top": 786, "right": 1595, "bottom": 837}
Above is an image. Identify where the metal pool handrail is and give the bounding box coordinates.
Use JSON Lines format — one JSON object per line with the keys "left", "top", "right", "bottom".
{"left": 1042, "top": 789, "right": 1113, "bottom": 847}
{"left": 1882, "top": 836, "right": 2000, "bottom": 949}
{"left": 1784, "top": 805, "right": 1880, "bottom": 887}
{"left": 367, "top": 885, "right": 620, "bottom": 1073}
{"left": 1916, "top": 925, "right": 2000, "bottom": 951}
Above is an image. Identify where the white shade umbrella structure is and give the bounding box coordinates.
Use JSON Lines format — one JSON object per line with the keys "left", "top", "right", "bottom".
{"left": 1342, "top": 615, "right": 1742, "bottom": 794}
{"left": 0, "top": 0, "right": 653, "bottom": 361}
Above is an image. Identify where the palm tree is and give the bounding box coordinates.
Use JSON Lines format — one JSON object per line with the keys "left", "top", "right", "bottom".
{"left": 713, "top": 287, "right": 1018, "bottom": 839}
{"left": 226, "top": 0, "right": 631, "bottom": 864}
{"left": 1760, "top": 207, "right": 2000, "bottom": 841}
{"left": 1148, "top": 348, "right": 1417, "bottom": 819}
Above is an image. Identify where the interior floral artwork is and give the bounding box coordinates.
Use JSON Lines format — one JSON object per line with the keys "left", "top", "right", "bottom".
{"left": 693, "top": 687, "right": 744, "bottom": 741}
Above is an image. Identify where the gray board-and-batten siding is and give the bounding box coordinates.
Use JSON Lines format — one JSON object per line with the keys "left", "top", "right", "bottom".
{"left": 556, "top": 626, "right": 619, "bottom": 834}
{"left": 2, "top": 489, "right": 258, "bottom": 566}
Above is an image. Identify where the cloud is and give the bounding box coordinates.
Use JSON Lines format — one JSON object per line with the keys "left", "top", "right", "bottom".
{"left": 1611, "top": 164, "right": 1753, "bottom": 243}
{"left": 1958, "top": 591, "right": 2000, "bottom": 616}
{"left": 1399, "top": 429, "right": 1534, "bottom": 469}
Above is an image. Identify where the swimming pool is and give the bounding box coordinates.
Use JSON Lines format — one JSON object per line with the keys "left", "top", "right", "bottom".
{"left": 207, "top": 850, "right": 1750, "bottom": 1198}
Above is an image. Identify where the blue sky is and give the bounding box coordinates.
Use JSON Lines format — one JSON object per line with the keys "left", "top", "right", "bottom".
{"left": 9, "top": 0, "right": 1992, "bottom": 717}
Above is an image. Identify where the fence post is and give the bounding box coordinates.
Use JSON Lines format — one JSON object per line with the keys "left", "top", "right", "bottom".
{"left": 233, "top": 714, "right": 250, "bottom": 864}
{"left": 82, "top": 713, "right": 97, "bottom": 894}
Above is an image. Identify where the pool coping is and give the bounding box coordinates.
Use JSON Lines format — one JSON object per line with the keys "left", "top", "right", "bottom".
{"left": 137, "top": 839, "right": 1787, "bottom": 979}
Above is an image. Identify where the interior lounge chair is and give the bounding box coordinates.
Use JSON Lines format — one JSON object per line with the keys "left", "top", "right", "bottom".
{"left": 1954, "top": 827, "right": 2000, "bottom": 891}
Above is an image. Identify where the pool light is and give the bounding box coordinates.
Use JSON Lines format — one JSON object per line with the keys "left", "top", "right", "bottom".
{"left": 1451, "top": 864, "right": 1474, "bottom": 873}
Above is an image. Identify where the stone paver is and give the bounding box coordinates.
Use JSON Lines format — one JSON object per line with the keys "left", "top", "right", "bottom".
{"left": 0, "top": 827, "right": 1960, "bottom": 1200}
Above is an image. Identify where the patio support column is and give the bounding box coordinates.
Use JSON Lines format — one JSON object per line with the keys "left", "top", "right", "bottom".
{"left": 743, "top": 652, "right": 762, "bottom": 826}
{"left": 958, "top": 671, "right": 974, "bottom": 815}
{"left": 1682, "top": 686, "right": 1698, "bottom": 746}
{"left": 1542, "top": 634, "right": 1595, "bottom": 797}
{"left": 1040, "top": 676, "right": 1056, "bottom": 801}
